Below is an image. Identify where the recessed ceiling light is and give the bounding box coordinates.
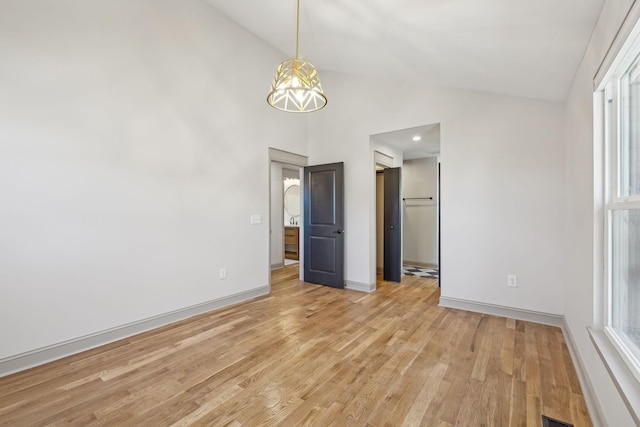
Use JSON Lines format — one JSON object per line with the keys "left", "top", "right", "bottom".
{"left": 412, "top": 136, "right": 422, "bottom": 142}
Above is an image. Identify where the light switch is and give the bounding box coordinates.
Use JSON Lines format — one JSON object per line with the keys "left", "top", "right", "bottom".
{"left": 250, "top": 214, "right": 261, "bottom": 224}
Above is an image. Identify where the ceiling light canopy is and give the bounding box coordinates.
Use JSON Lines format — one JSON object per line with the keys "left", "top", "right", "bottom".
{"left": 267, "top": 0, "right": 326, "bottom": 113}
{"left": 412, "top": 136, "right": 422, "bottom": 142}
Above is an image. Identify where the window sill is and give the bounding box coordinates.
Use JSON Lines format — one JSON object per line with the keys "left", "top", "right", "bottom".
{"left": 589, "top": 326, "right": 640, "bottom": 424}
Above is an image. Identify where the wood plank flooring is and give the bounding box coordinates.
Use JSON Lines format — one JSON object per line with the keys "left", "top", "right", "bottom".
{"left": 0, "top": 266, "right": 592, "bottom": 426}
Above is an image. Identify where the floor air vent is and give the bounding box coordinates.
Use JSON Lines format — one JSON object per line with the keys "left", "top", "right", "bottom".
{"left": 542, "top": 415, "right": 574, "bottom": 427}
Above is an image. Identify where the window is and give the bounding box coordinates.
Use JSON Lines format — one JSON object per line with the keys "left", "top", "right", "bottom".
{"left": 621, "top": 58, "right": 640, "bottom": 197}
{"left": 603, "top": 45, "right": 640, "bottom": 385}
{"left": 593, "top": 5, "right": 640, "bottom": 420}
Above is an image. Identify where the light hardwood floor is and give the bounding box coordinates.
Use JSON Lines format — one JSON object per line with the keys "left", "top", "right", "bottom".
{"left": 0, "top": 266, "right": 592, "bottom": 426}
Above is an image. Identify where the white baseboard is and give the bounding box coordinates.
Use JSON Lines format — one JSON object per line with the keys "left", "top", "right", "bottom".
{"left": 561, "top": 321, "right": 605, "bottom": 427}
{"left": 271, "top": 262, "right": 284, "bottom": 270}
{"left": 0, "top": 286, "right": 270, "bottom": 378}
{"left": 403, "top": 260, "right": 438, "bottom": 268}
{"left": 438, "top": 296, "right": 563, "bottom": 327}
{"left": 345, "top": 280, "right": 376, "bottom": 293}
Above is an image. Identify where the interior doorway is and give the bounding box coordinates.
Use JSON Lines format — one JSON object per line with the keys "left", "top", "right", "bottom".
{"left": 283, "top": 169, "right": 301, "bottom": 265}
{"left": 270, "top": 162, "right": 301, "bottom": 271}
{"left": 371, "top": 124, "right": 441, "bottom": 285}
{"left": 268, "top": 149, "right": 347, "bottom": 290}
{"left": 268, "top": 148, "right": 307, "bottom": 285}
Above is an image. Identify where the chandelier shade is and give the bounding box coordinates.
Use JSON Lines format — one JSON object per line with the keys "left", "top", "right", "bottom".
{"left": 267, "top": 0, "right": 326, "bottom": 113}
{"left": 267, "top": 58, "right": 327, "bottom": 112}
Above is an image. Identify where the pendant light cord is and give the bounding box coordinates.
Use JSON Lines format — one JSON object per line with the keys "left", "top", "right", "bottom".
{"left": 295, "top": 0, "right": 300, "bottom": 59}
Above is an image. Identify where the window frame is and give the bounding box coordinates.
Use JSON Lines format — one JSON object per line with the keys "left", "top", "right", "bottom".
{"left": 592, "top": 10, "right": 640, "bottom": 422}
{"left": 603, "top": 53, "right": 640, "bottom": 384}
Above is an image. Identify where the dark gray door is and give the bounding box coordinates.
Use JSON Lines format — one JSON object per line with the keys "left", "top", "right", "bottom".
{"left": 384, "top": 167, "right": 401, "bottom": 282}
{"left": 303, "top": 162, "right": 344, "bottom": 288}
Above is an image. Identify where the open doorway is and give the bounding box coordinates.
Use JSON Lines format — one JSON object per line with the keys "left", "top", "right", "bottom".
{"left": 371, "top": 124, "right": 441, "bottom": 285}
{"left": 270, "top": 162, "right": 302, "bottom": 271}
{"left": 402, "top": 156, "right": 440, "bottom": 283}
{"left": 268, "top": 148, "right": 307, "bottom": 284}
{"left": 283, "top": 169, "right": 301, "bottom": 266}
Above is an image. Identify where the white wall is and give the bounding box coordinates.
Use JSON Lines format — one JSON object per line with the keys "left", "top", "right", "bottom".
{"left": 308, "top": 72, "right": 565, "bottom": 315}
{"left": 564, "top": 0, "right": 638, "bottom": 425}
{"left": 0, "top": 0, "right": 308, "bottom": 361}
{"left": 403, "top": 157, "right": 438, "bottom": 266}
{"left": 270, "top": 163, "right": 284, "bottom": 268}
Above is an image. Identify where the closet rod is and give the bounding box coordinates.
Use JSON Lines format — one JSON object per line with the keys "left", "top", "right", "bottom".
{"left": 402, "top": 197, "right": 433, "bottom": 200}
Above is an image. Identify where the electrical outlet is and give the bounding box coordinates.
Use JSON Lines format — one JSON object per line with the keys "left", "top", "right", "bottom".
{"left": 507, "top": 275, "right": 517, "bottom": 287}
{"left": 219, "top": 268, "right": 227, "bottom": 279}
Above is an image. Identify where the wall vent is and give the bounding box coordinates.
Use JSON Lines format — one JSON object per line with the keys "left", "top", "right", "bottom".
{"left": 542, "top": 415, "right": 574, "bottom": 427}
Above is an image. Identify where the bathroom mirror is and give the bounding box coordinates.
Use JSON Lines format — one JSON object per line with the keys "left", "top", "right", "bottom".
{"left": 284, "top": 184, "right": 300, "bottom": 218}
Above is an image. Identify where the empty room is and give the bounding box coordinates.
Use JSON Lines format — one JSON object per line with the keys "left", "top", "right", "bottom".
{"left": 1, "top": 0, "right": 640, "bottom": 425}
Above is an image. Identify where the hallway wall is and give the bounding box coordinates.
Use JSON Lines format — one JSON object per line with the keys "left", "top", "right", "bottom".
{"left": 402, "top": 157, "right": 438, "bottom": 266}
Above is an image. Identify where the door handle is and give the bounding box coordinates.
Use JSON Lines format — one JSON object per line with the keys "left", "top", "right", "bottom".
{"left": 390, "top": 226, "right": 394, "bottom": 229}
{"left": 336, "top": 229, "right": 344, "bottom": 234}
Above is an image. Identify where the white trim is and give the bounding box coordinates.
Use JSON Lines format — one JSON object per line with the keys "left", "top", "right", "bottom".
{"left": 374, "top": 150, "right": 394, "bottom": 168}
{"left": 604, "top": 326, "right": 640, "bottom": 387}
{"left": 594, "top": 0, "right": 640, "bottom": 90}
{"left": 589, "top": 327, "right": 640, "bottom": 425}
{"left": 596, "top": 89, "right": 608, "bottom": 332}
{"left": 403, "top": 260, "right": 439, "bottom": 268}
{"left": 345, "top": 280, "right": 376, "bottom": 293}
{"left": 268, "top": 147, "right": 308, "bottom": 166}
{"left": 0, "top": 286, "right": 269, "bottom": 378}
{"left": 438, "top": 297, "right": 563, "bottom": 327}
{"left": 562, "top": 321, "right": 606, "bottom": 427}
{"left": 608, "top": 200, "right": 640, "bottom": 209}
{"left": 271, "top": 262, "right": 284, "bottom": 270}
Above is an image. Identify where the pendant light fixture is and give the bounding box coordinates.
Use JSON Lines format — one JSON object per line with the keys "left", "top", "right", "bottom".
{"left": 267, "top": 0, "right": 327, "bottom": 112}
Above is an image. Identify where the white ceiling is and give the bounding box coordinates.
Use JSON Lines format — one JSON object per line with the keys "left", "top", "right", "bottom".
{"left": 205, "top": 0, "right": 604, "bottom": 103}
{"left": 372, "top": 123, "right": 441, "bottom": 160}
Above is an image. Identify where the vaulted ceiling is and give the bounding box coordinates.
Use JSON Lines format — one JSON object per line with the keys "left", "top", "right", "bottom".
{"left": 206, "top": 0, "right": 603, "bottom": 103}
